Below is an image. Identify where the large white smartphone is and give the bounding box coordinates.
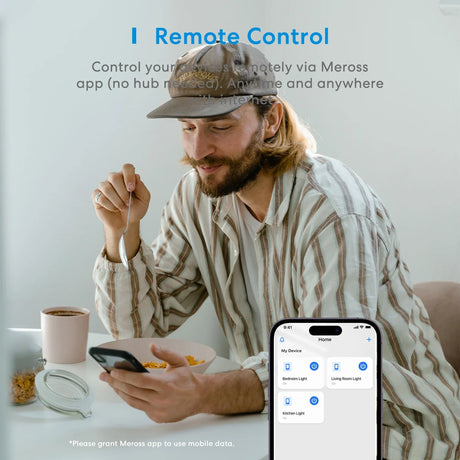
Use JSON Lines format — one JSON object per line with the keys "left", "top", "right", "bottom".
{"left": 270, "top": 318, "right": 382, "bottom": 460}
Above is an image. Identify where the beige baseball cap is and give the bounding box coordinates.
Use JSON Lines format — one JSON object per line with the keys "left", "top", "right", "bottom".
{"left": 146, "top": 42, "right": 278, "bottom": 119}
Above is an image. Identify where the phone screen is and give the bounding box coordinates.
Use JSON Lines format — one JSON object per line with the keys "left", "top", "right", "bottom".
{"left": 270, "top": 319, "right": 381, "bottom": 460}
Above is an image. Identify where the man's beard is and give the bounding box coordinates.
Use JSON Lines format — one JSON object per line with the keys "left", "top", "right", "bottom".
{"left": 182, "top": 124, "right": 264, "bottom": 198}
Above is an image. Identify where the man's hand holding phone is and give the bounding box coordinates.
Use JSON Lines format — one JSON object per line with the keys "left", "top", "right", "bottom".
{"left": 98, "top": 343, "right": 206, "bottom": 423}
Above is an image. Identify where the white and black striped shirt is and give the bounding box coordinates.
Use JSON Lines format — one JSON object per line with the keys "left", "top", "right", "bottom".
{"left": 93, "top": 154, "right": 460, "bottom": 460}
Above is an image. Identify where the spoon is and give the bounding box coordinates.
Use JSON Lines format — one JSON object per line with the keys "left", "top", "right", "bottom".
{"left": 118, "top": 191, "right": 132, "bottom": 270}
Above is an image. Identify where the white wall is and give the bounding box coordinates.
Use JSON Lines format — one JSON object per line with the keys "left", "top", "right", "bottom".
{"left": 1, "top": 7, "right": 10, "bottom": 459}
{"left": 3, "top": 0, "right": 459, "bottom": 353}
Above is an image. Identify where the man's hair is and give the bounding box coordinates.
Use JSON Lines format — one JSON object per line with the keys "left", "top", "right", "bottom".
{"left": 251, "top": 95, "right": 316, "bottom": 176}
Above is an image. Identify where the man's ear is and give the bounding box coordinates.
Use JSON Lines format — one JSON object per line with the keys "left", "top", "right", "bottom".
{"left": 263, "top": 101, "right": 283, "bottom": 140}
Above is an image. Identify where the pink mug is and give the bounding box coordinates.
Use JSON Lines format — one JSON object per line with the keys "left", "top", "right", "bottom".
{"left": 40, "top": 307, "right": 90, "bottom": 364}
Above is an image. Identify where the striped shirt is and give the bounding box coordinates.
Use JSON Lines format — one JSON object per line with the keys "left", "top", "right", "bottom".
{"left": 93, "top": 154, "right": 460, "bottom": 460}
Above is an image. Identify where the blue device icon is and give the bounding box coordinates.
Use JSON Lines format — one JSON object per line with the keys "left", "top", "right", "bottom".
{"left": 359, "top": 361, "right": 368, "bottom": 371}
{"left": 310, "top": 396, "right": 319, "bottom": 406}
{"left": 310, "top": 361, "right": 319, "bottom": 371}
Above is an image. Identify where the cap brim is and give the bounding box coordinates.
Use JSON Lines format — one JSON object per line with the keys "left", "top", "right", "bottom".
{"left": 146, "top": 95, "right": 253, "bottom": 119}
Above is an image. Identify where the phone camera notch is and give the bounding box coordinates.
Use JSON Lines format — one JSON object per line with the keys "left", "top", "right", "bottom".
{"left": 309, "top": 325, "right": 342, "bottom": 336}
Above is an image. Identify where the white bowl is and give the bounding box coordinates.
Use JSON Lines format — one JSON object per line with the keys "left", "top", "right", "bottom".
{"left": 96, "top": 337, "right": 216, "bottom": 374}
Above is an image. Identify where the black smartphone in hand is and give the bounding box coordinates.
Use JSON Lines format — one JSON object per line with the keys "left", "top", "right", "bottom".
{"left": 89, "top": 346, "right": 149, "bottom": 373}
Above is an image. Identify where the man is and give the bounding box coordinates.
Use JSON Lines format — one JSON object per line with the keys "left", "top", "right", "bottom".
{"left": 92, "top": 43, "right": 460, "bottom": 458}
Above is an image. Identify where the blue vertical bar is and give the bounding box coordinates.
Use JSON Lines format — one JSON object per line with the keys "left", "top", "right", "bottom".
{"left": 132, "top": 27, "right": 137, "bottom": 44}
